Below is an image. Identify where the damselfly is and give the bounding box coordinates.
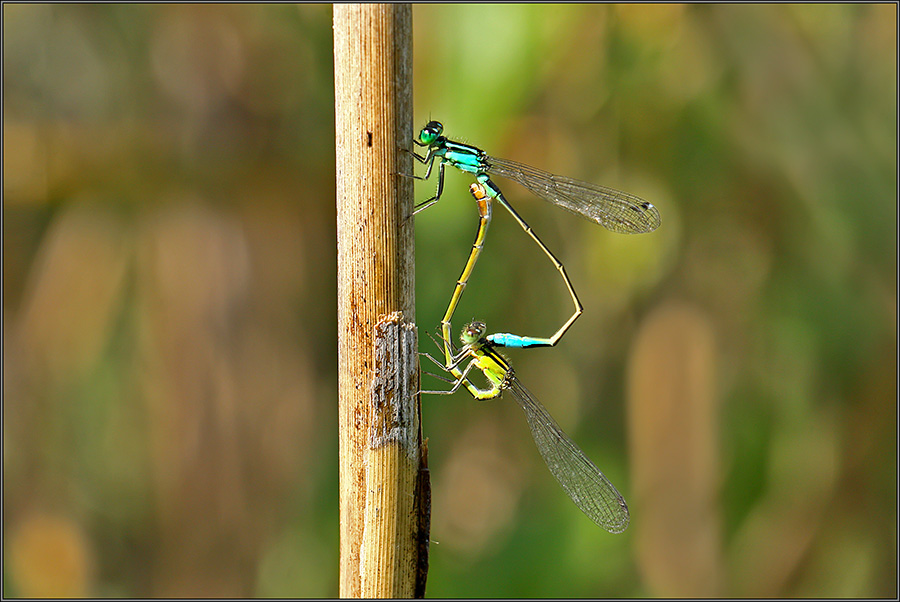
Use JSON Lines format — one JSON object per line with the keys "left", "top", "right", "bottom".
{"left": 421, "top": 320, "right": 630, "bottom": 534}
{"left": 409, "top": 121, "right": 659, "bottom": 357}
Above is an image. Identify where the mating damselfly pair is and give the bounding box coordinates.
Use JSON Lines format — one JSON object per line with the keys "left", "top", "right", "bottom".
{"left": 409, "top": 120, "right": 659, "bottom": 533}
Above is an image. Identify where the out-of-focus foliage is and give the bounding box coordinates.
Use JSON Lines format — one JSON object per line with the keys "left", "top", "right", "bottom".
{"left": 3, "top": 4, "right": 895, "bottom": 598}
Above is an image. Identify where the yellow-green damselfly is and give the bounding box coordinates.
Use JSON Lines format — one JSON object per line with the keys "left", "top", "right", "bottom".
{"left": 421, "top": 320, "right": 630, "bottom": 534}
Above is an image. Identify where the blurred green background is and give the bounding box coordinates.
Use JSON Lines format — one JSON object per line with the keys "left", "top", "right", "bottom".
{"left": 3, "top": 4, "right": 895, "bottom": 598}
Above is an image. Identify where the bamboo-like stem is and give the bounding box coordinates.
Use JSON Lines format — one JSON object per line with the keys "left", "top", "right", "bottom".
{"left": 334, "top": 4, "right": 426, "bottom": 598}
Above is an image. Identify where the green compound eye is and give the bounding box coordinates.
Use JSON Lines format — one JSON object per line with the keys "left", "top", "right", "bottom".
{"left": 417, "top": 120, "right": 443, "bottom": 145}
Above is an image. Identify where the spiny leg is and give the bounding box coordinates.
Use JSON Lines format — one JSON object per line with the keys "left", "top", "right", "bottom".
{"left": 422, "top": 331, "right": 469, "bottom": 372}
{"left": 420, "top": 354, "right": 484, "bottom": 396}
{"left": 413, "top": 161, "right": 447, "bottom": 214}
{"left": 397, "top": 145, "right": 434, "bottom": 181}
{"left": 420, "top": 331, "right": 503, "bottom": 400}
{"left": 401, "top": 144, "right": 449, "bottom": 216}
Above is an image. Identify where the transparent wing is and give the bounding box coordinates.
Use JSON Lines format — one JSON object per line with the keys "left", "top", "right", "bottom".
{"left": 485, "top": 154, "right": 660, "bottom": 234}
{"left": 506, "top": 376, "right": 629, "bottom": 533}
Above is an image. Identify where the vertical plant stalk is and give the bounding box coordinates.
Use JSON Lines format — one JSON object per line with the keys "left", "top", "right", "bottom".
{"left": 334, "top": 4, "right": 426, "bottom": 598}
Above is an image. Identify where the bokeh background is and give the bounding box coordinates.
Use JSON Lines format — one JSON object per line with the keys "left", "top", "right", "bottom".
{"left": 3, "top": 4, "right": 896, "bottom": 598}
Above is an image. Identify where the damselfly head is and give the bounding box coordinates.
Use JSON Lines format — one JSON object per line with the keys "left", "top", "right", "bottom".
{"left": 460, "top": 320, "right": 486, "bottom": 345}
{"left": 417, "top": 121, "right": 443, "bottom": 146}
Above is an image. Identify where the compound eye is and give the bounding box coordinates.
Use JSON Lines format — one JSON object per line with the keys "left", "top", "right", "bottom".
{"left": 418, "top": 120, "right": 443, "bottom": 145}
{"left": 461, "top": 320, "right": 486, "bottom": 344}
{"left": 459, "top": 321, "right": 482, "bottom": 345}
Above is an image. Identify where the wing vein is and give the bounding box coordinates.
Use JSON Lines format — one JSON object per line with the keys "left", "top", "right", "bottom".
{"left": 485, "top": 154, "right": 661, "bottom": 234}
{"left": 506, "top": 376, "right": 630, "bottom": 533}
